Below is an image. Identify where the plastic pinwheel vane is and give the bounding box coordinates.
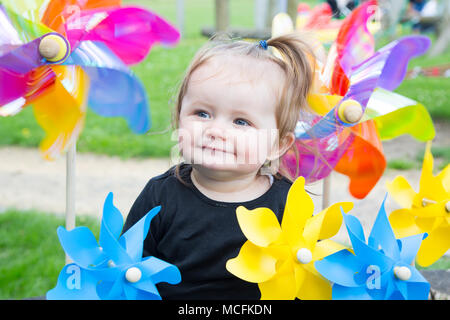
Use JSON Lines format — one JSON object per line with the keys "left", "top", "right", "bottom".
{"left": 280, "top": 0, "right": 435, "bottom": 199}
{"left": 47, "top": 193, "right": 181, "bottom": 300}
{"left": 315, "top": 195, "right": 430, "bottom": 300}
{"left": 0, "top": 0, "right": 180, "bottom": 159}
{"left": 226, "top": 176, "right": 353, "bottom": 300}
{"left": 387, "top": 142, "right": 449, "bottom": 267}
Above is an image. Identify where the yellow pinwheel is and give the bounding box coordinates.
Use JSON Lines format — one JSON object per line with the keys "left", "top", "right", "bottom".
{"left": 226, "top": 176, "right": 353, "bottom": 300}
{"left": 387, "top": 142, "right": 449, "bottom": 267}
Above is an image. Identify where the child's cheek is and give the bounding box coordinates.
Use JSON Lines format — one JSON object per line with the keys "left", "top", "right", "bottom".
{"left": 235, "top": 130, "right": 267, "bottom": 166}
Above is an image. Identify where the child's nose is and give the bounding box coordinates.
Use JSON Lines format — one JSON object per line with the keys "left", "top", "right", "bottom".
{"left": 204, "top": 125, "right": 227, "bottom": 141}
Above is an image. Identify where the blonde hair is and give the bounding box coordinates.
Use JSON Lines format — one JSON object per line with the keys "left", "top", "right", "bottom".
{"left": 172, "top": 32, "right": 316, "bottom": 185}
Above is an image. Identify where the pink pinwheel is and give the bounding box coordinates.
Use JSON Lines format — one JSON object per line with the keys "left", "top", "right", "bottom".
{"left": 281, "top": 0, "right": 435, "bottom": 199}
{"left": 0, "top": 0, "right": 180, "bottom": 159}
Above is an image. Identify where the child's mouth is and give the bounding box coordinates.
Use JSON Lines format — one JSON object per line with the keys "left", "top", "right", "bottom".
{"left": 202, "top": 146, "right": 227, "bottom": 153}
{"left": 201, "top": 146, "right": 237, "bottom": 161}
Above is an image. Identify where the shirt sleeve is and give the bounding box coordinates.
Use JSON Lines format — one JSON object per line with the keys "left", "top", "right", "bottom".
{"left": 122, "top": 179, "right": 161, "bottom": 258}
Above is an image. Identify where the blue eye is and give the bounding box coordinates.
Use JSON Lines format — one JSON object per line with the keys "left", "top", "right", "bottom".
{"left": 196, "top": 111, "right": 210, "bottom": 119}
{"left": 234, "top": 118, "right": 250, "bottom": 126}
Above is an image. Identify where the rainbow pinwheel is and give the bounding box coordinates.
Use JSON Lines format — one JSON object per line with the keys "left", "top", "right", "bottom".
{"left": 387, "top": 142, "right": 450, "bottom": 267}
{"left": 226, "top": 176, "right": 353, "bottom": 300}
{"left": 47, "top": 192, "right": 181, "bottom": 300}
{"left": 281, "top": 0, "right": 435, "bottom": 199}
{"left": 315, "top": 195, "right": 430, "bottom": 300}
{"left": 0, "top": 0, "right": 180, "bottom": 159}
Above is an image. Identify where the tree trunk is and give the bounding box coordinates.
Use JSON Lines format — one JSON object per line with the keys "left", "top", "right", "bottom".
{"left": 379, "top": 0, "right": 407, "bottom": 39}
{"left": 429, "top": 0, "right": 450, "bottom": 56}
{"left": 287, "top": 0, "right": 297, "bottom": 25}
{"left": 255, "top": 0, "right": 270, "bottom": 30}
{"left": 215, "top": 0, "right": 230, "bottom": 32}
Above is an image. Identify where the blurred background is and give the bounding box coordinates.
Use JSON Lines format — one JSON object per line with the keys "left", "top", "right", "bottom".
{"left": 0, "top": 0, "right": 448, "bottom": 160}
{"left": 0, "top": 0, "right": 448, "bottom": 299}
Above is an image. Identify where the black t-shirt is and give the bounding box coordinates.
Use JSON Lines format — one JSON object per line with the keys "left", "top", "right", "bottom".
{"left": 122, "top": 163, "right": 293, "bottom": 300}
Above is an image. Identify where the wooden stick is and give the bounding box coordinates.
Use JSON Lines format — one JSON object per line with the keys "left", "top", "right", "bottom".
{"left": 65, "top": 142, "right": 76, "bottom": 264}
{"left": 322, "top": 175, "right": 331, "bottom": 210}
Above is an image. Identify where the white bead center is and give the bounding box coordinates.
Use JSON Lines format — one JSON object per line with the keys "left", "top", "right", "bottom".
{"left": 393, "top": 266, "right": 411, "bottom": 281}
{"left": 296, "top": 248, "right": 312, "bottom": 264}
{"left": 125, "top": 267, "right": 142, "bottom": 283}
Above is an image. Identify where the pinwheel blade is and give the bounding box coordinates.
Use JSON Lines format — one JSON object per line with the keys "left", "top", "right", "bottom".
{"left": 1, "top": 64, "right": 56, "bottom": 117}
{"left": 132, "top": 281, "right": 162, "bottom": 300}
{"left": 376, "top": 36, "right": 430, "bottom": 91}
{"left": 397, "top": 233, "right": 426, "bottom": 265}
{"left": 98, "top": 193, "right": 133, "bottom": 266}
{"left": 225, "top": 240, "right": 279, "bottom": 283}
{"left": 139, "top": 256, "right": 182, "bottom": 286}
{"left": 416, "top": 226, "right": 450, "bottom": 267}
{"left": 281, "top": 176, "right": 315, "bottom": 246}
{"left": 259, "top": 260, "right": 298, "bottom": 300}
{"left": 0, "top": 4, "right": 55, "bottom": 76}
{"left": 57, "top": 226, "right": 107, "bottom": 268}
{"left": 322, "top": 0, "right": 377, "bottom": 96}
{"left": 0, "top": 4, "right": 53, "bottom": 43}
{"left": 315, "top": 249, "right": 363, "bottom": 287}
{"left": 32, "top": 65, "right": 88, "bottom": 160}
{"left": 332, "top": 0, "right": 376, "bottom": 78}
{"left": 281, "top": 127, "right": 354, "bottom": 183}
{"left": 46, "top": 263, "right": 100, "bottom": 300}
{"left": 41, "top": 0, "right": 121, "bottom": 33}
{"left": 368, "top": 195, "right": 400, "bottom": 260}
{"left": 367, "top": 88, "right": 435, "bottom": 141}
{"left": 0, "top": 68, "right": 27, "bottom": 111}
{"left": 403, "top": 268, "right": 430, "bottom": 300}
{"left": 64, "top": 6, "right": 180, "bottom": 65}
{"left": 332, "top": 283, "right": 373, "bottom": 300}
{"left": 120, "top": 206, "right": 161, "bottom": 261}
{"left": 299, "top": 35, "right": 431, "bottom": 141}
{"left": 100, "top": 192, "right": 124, "bottom": 241}
{"left": 343, "top": 211, "right": 394, "bottom": 273}
{"left": 334, "top": 121, "right": 386, "bottom": 199}
{"left": 0, "top": 37, "right": 45, "bottom": 74}
{"left": 64, "top": 40, "right": 150, "bottom": 133}
{"left": 235, "top": 206, "right": 282, "bottom": 248}
{"left": 1, "top": 0, "right": 49, "bottom": 22}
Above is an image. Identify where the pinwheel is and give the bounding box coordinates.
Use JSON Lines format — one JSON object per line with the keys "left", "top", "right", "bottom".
{"left": 47, "top": 192, "right": 181, "bottom": 300}
{"left": 296, "top": 2, "right": 343, "bottom": 44}
{"left": 387, "top": 142, "right": 450, "bottom": 267}
{"left": 226, "top": 176, "right": 353, "bottom": 300}
{"left": 0, "top": 0, "right": 180, "bottom": 159}
{"left": 315, "top": 195, "right": 430, "bottom": 300}
{"left": 279, "top": 0, "right": 435, "bottom": 199}
{"left": 0, "top": 0, "right": 180, "bottom": 238}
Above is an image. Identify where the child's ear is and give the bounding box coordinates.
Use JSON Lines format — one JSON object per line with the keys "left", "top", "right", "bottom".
{"left": 267, "top": 132, "right": 295, "bottom": 161}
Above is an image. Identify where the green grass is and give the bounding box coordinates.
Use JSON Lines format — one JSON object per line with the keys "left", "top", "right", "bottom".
{"left": 387, "top": 145, "right": 450, "bottom": 171}
{"left": 417, "top": 257, "right": 450, "bottom": 271}
{"left": 416, "top": 145, "right": 450, "bottom": 171}
{"left": 0, "top": 209, "right": 448, "bottom": 299}
{"left": 395, "top": 77, "right": 450, "bottom": 121}
{"left": 0, "top": 0, "right": 448, "bottom": 159}
{"left": 387, "top": 159, "right": 416, "bottom": 170}
{"left": 0, "top": 209, "right": 100, "bottom": 299}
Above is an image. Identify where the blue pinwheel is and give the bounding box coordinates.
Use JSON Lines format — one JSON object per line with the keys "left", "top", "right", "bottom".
{"left": 315, "top": 195, "right": 430, "bottom": 300}
{"left": 47, "top": 192, "right": 181, "bottom": 300}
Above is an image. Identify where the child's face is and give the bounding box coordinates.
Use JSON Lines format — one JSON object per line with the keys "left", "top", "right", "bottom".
{"left": 177, "top": 55, "right": 285, "bottom": 175}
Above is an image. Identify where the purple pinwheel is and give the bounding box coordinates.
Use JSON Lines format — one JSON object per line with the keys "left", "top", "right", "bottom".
{"left": 281, "top": 1, "right": 434, "bottom": 200}
{"left": 0, "top": 1, "right": 180, "bottom": 159}
{"left": 315, "top": 195, "right": 430, "bottom": 300}
{"left": 47, "top": 193, "right": 181, "bottom": 300}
